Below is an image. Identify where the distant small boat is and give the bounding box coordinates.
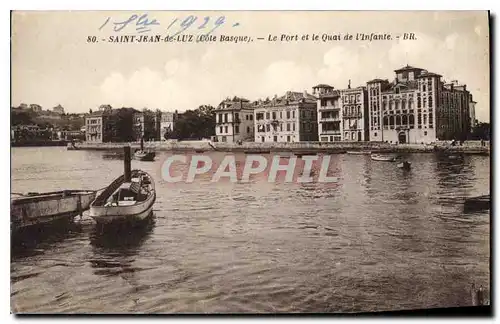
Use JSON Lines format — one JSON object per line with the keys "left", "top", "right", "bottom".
{"left": 134, "top": 150, "right": 156, "bottom": 161}
{"left": 11, "top": 190, "right": 96, "bottom": 231}
{"left": 134, "top": 137, "right": 156, "bottom": 161}
{"left": 347, "top": 151, "right": 372, "bottom": 155}
{"left": 89, "top": 170, "right": 156, "bottom": 224}
{"left": 397, "top": 161, "right": 412, "bottom": 170}
{"left": 464, "top": 194, "right": 490, "bottom": 212}
{"left": 371, "top": 154, "right": 396, "bottom": 162}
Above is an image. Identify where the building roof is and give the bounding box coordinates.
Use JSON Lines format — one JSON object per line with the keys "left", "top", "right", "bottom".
{"left": 367, "top": 78, "right": 388, "bottom": 84}
{"left": 312, "top": 84, "right": 334, "bottom": 89}
{"left": 394, "top": 65, "right": 423, "bottom": 72}
{"left": 416, "top": 71, "right": 442, "bottom": 78}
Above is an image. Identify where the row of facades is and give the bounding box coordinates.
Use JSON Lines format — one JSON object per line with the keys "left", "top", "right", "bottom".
{"left": 213, "top": 65, "right": 477, "bottom": 144}
{"left": 85, "top": 105, "right": 175, "bottom": 142}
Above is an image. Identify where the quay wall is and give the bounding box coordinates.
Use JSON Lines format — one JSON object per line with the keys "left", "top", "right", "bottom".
{"left": 71, "top": 140, "right": 490, "bottom": 154}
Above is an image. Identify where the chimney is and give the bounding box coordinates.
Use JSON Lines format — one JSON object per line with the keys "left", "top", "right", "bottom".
{"left": 303, "top": 89, "right": 308, "bottom": 98}
{"left": 348, "top": 79, "right": 351, "bottom": 89}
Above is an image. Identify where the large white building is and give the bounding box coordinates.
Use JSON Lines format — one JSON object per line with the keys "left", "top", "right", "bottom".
{"left": 214, "top": 97, "right": 255, "bottom": 142}
{"left": 253, "top": 91, "right": 318, "bottom": 143}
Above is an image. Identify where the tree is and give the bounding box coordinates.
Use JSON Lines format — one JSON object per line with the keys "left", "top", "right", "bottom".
{"left": 170, "top": 105, "right": 215, "bottom": 140}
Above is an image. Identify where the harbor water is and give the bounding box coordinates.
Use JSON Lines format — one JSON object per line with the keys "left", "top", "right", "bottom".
{"left": 11, "top": 147, "right": 490, "bottom": 313}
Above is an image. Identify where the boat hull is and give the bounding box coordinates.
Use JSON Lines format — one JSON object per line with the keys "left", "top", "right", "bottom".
{"left": 90, "top": 194, "right": 155, "bottom": 224}
{"left": 89, "top": 170, "right": 156, "bottom": 224}
{"left": 11, "top": 190, "right": 96, "bottom": 230}
{"left": 371, "top": 155, "right": 396, "bottom": 162}
{"left": 347, "top": 151, "right": 372, "bottom": 155}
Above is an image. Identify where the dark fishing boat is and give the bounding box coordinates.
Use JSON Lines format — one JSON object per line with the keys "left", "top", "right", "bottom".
{"left": 11, "top": 190, "right": 96, "bottom": 231}
{"left": 464, "top": 194, "right": 490, "bottom": 212}
{"left": 134, "top": 137, "right": 156, "bottom": 161}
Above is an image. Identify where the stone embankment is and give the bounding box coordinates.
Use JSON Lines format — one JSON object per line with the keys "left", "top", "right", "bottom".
{"left": 69, "top": 140, "right": 490, "bottom": 155}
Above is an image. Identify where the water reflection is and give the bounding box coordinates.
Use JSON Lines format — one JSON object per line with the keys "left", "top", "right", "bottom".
{"left": 11, "top": 222, "right": 85, "bottom": 260}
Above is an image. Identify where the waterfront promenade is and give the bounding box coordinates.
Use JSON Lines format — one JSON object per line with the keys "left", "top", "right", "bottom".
{"left": 69, "top": 140, "right": 490, "bottom": 154}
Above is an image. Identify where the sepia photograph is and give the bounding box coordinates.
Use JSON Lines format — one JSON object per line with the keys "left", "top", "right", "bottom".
{"left": 10, "top": 10, "right": 490, "bottom": 315}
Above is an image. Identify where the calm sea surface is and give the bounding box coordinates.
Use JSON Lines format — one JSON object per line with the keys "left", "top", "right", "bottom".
{"left": 11, "top": 147, "right": 490, "bottom": 313}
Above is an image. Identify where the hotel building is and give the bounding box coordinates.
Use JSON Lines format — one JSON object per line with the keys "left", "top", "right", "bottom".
{"left": 366, "top": 65, "right": 472, "bottom": 144}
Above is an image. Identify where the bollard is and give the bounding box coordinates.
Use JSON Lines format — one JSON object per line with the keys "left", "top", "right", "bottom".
{"left": 124, "top": 146, "right": 131, "bottom": 182}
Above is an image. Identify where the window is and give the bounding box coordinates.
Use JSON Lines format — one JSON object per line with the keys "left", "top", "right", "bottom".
{"left": 424, "top": 131, "right": 427, "bottom": 136}
{"left": 247, "top": 126, "right": 250, "bottom": 133}
{"left": 273, "top": 136, "right": 277, "bottom": 142}
{"left": 374, "top": 132, "right": 378, "bottom": 137}
{"left": 287, "top": 123, "right": 291, "bottom": 131}
{"left": 280, "top": 111, "right": 282, "bottom": 119}
{"left": 219, "top": 126, "right": 223, "bottom": 133}
{"left": 266, "top": 112, "right": 270, "bottom": 119}
{"left": 256, "top": 113, "right": 264, "bottom": 120}
{"left": 224, "top": 113, "right": 228, "bottom": 123}
{"left": 287, "top": 135, "right": 291, "bottom": 142}
{"left": 292, "top": 110, "right": 295, "bottom": 118}
{"left": 235, "top": 113, "right": 239, "bottom": 122}
{"left": 266, "top": 124, "right": 270, "bottom": 132}
{"left": 287, "top": 111, "right": 290, "bottom": 119}
{"left": 245, "top": 115, "right": 249, "bottom": 120}
{"left": 235, "top": 125, "right": 239, "bottom": 134}
{"left": 417, "top": 97, "right": 421, "bottom": 108}
{"left": 293, "top": 123, "right": 296, "bottom": 131}
{"left": 429, "top": 96, "right": 433, "bottom": 107}
{"left": 249, "top": 115, "right": 253, "bottom": 121}
{"left": 272, "top": 112, "right": 276, "bottom": 120}
{"left": 225, "top": 126, "right": 228, "bottom": 133}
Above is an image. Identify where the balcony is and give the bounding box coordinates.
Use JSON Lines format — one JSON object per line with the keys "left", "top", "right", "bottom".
{"left": 319, "top": 129, "right": 341, "bottom": 135}
{"left": 343, "top": 113, "right": 363, "bottom": 118}
{"left": 319, "top": 117, "right": 341, "bottom": 122}
{"left": 319, "top": 105, "right": 341, "bottom": 111}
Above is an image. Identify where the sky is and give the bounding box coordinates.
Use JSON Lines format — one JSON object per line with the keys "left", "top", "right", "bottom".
{"left": 11, "top": 11, "right": 490, "bottom": 121}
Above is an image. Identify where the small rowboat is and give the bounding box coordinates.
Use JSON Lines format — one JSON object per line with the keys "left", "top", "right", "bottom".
{"left": 397, "top": 161, "right": 412, "bottom": 170}
{"left": 89, "top": 170, "right": 156, "bottom": 224}
{"left": 371, "top": 154, "right": 396, "bottom": 162}
{"left": 11, "top": 190, "right": 96, "bottom": 231}
{"left": 347, "top": 151, "right": 372, "bottom": 155}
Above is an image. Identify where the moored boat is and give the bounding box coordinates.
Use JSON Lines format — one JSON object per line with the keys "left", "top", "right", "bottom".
{"left": 134, "top": 150, "right": 156, "bottom": 161}
{"left": 347, "top": 150, "right": 372, "bottom": 155}
{"left": 397, "top": 161, "right": 412, "bottom": 170}
{"left": 464, "top": 194, "right": 490, "bottom": 212}
{"left": 11, "top": 190, "right": 96, "bottom": 231}
{"left": 371, "top": 154, "right": 396, "bottom": 162}
{"left": 89, "top": 170, "right": 156, "bottom": 224}
{"left": 133, "top": 137, "right": 156, "bottom": 161}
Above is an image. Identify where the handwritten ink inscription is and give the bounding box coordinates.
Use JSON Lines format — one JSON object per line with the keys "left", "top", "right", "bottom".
{"left": 98, "top": 13, "right": 240, "bottom": 36}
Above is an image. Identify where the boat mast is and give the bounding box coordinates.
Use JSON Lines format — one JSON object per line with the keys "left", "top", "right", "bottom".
{"left": 124, "top": 146, "right": 131, "bottom": 182}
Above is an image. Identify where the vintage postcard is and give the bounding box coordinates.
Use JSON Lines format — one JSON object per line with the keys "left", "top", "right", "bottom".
{"left": 10, "top": 11, "right": 490, "bottom": 314}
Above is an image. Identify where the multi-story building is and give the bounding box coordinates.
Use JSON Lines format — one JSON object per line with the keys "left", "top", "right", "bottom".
{"left": 214, "top": 97, "right": 254, "bottom": 142}
{"left": 313, "top": 83, "right": 369, "bottom": 142}
{"left": 85, "top": 107, "right": 112, "bottom": 143}
{"left": 160, "top": 111, "right": 175, "bottom": 141}
{"left": 313, "top": 84, "right": 342, "bottom": 142}
{"left": 254, "top": 91, "right": 318, "bottom": 143}
{"left": 366, "top": 65, "right": 472, "bottom": 144}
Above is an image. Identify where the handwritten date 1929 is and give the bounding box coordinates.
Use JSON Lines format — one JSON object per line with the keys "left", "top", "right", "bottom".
{"left": 99, "top": 13, "right": 240, "bottom": 36}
